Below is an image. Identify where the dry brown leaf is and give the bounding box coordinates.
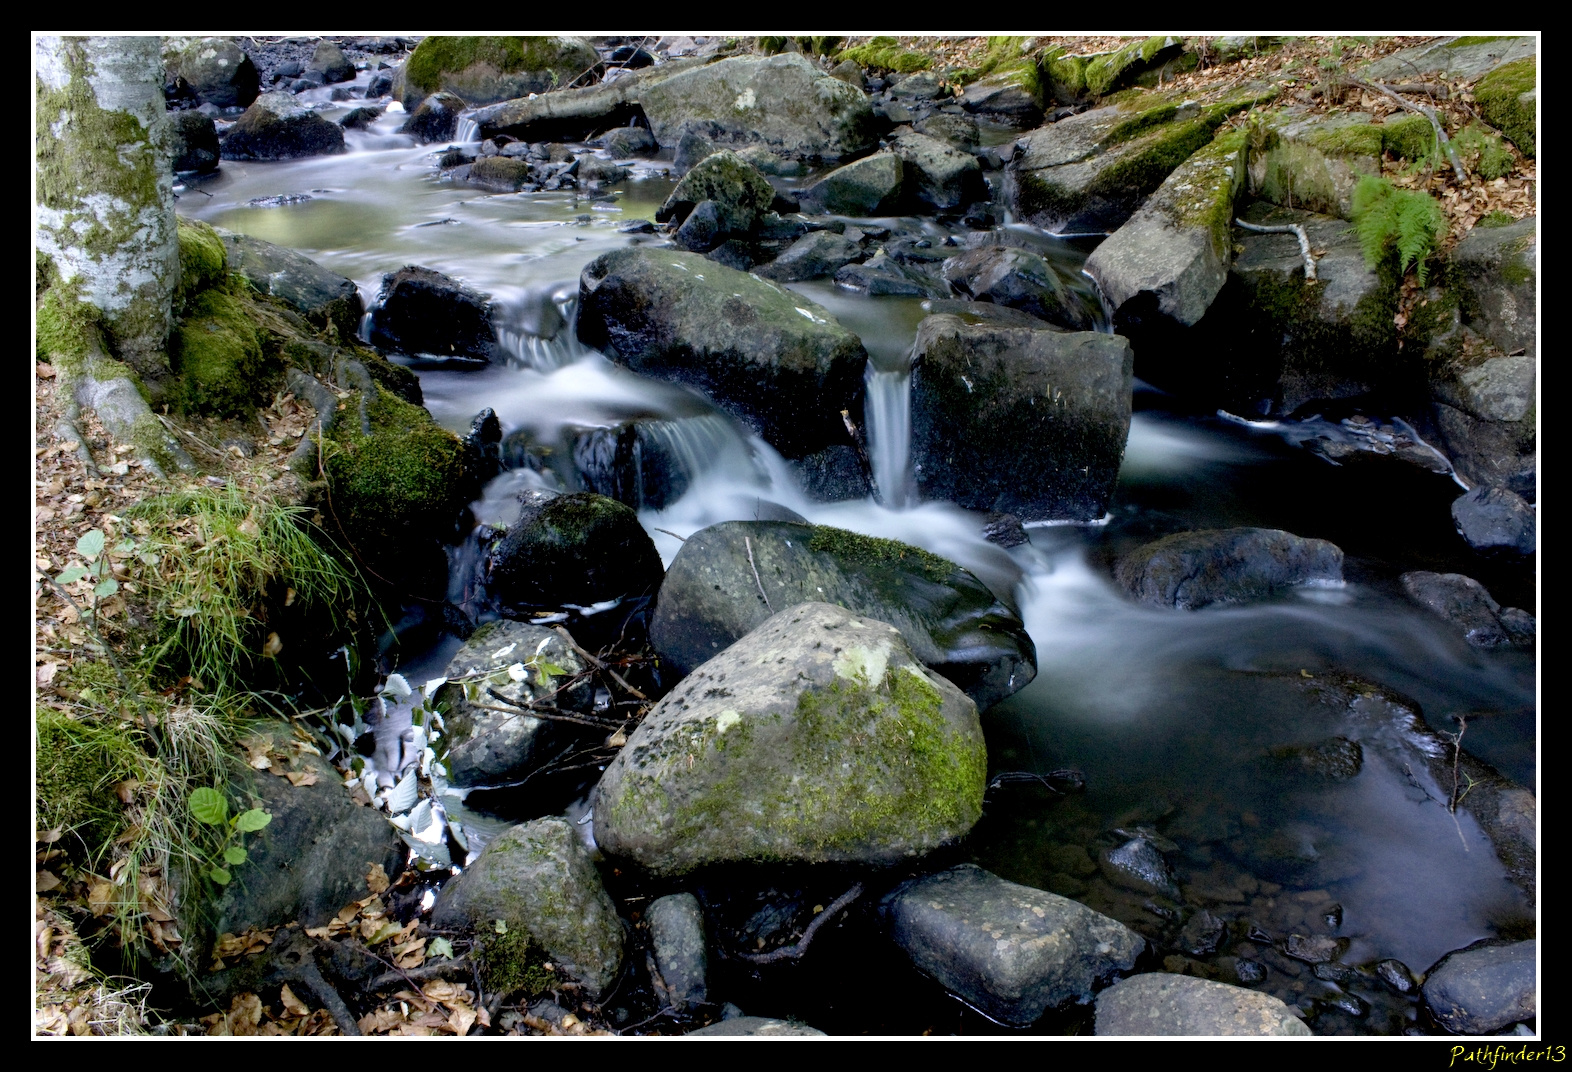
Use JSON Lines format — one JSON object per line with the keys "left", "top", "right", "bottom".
{"left": 279, "top": 983, "right": 311, "bottom": 1018}
{"left": 286, "top": 770, "right": 320, "bottom": 787}
{"left": 393, "top": 938, "right": 426, "bottom": 970}
{"left": 36, "top": 870, "right": 61, "bottom": 893}
{"left": 358, "top": 1008, "right": 406, "bottom": 1034}
{"left": 447, "top": 1005, "right": 477, "bottom": 1036}
{"left": 35, "top": 661, "right": 59, "bottom": 686}
{"left": 86, "top": 879, "right": 117, "bottom": 918}
{"left": 305, "top": 924, "right": 334, "bottom": 939}
{"left": 366, "top": 862, "right": 390, "bottom": 894}
{"left": 337, "top": 902, "right": 361, "bottom": 924}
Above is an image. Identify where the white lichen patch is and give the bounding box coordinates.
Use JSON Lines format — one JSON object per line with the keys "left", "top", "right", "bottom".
{"left": 715, "top": 710, "right": 742, "bottom": 734}
{"left": 833, "top": 641, "right": 890, "bottom": 683}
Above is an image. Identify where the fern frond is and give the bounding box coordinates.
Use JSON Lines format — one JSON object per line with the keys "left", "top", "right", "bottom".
{"left": 1351, "top": 174, "right": 1396, "bottom": 267}
{"left": 1395, "top": 190, "right": 1445, "bottom": 283}
{"left": 1350, "top": 174, "right": 1444, "bottom": 282}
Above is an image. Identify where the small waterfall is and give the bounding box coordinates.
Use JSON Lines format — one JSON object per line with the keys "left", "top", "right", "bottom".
{"left": 575, "top": 414, "right": 759, "bottom": 511}
{"left": 865, "top": 358, "right": 914, "bottom": 509}
{"left": 357, "top": 309, "right": 375, "bottom": 343}
{"left": 1081, "top": 268, "right": 1115, "bottom": 334}
{"left": 453, "top": 114, "right": 480, "bottom": 144}
{"left": 494, "top": 290, "right": 590, "bottom": 371}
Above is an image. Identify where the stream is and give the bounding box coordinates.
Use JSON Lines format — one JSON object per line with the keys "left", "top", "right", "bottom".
{"left": 180, "top": 88, "right": 1537, "bottom": 1035}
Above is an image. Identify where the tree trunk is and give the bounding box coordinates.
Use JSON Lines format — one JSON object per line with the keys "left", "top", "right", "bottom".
{"left": 35, "top": 35, "right": 178, "bottom": 379}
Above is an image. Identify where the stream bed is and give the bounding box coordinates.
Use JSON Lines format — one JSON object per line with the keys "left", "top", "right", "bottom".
{"left": 180, "top": 92, "right": 1537, "bottom": 1036}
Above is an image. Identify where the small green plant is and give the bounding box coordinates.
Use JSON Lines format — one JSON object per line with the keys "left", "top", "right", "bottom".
{"left": 54, "top": 528, "right": 136, "bottom": 628}
{"left": 186, "top": 786, "right": 271, "bottom": 885}
{"left": 1453, "top": 122, "right": 1514, "bottom": 180}
{"left": 1478, "top": 209, "right": 1515, "bottom": 228}
{"left": 1351, "top": 174, "right": 1446, "bottom": 284}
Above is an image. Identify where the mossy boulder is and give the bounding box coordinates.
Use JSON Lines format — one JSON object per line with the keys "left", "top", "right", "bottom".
{"left": 595, "top": 602, "right": 987, "bottom": 874}
{"left": 1247, "top": 110, "right": 1381, "bottom": 220}
{"left": 656, "top": 149, "right": 775, "bottom": 235}
{"left": 169, "top": 288, "right": 268, "bottom": 417}
{"left": 168, "top": 36, "right": 260, "bottom": 108}
{"left": 222, "top": 91, "right": 346, "bottom": 160}
{"left": 175, "top": 217, "right": 227, "bottom": 308}
{"left": 1083, "top": 36, "right": 1184, "bottom": 97}
{"left": 910, "top": 315, "right": 1133, "bottom": 522}
{"left": 650, "top": 520, "right": 1036, "bottom": 710}
{"left": 754, "top": 230, "right": 865, "bottom": 283}
{"left": 1474, "top": 58, "right": 1535, "bottom": 157}
{"left": 835, "top": 36, "right": 932, "bottom": 74}
{"left": 959, "top": 58, "right": 1046, "bottom": 123}
{"left": 639, "top": 53, "right": 877, "bottom": 162}
{"left": 215, "top": 228, "right": 364, "bottom": 342}
{"left": 576, "top": 248, "right": 868, "bottom": 459}
{"left": 1116, "top": 527, "right": 1344, "bottom": 610}
{"left": 400, "top": 36, "right": 598, "bottom": 111}
{"left": 484, "top": 491, "right": 664, "bottom": 614}
{"left": 796, "top": 151, "right": 905, "bottom": 216}
{"left": 431, "top": 818, "right": 624, "bottom": 997}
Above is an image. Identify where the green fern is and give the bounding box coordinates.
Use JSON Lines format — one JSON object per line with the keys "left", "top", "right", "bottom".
{"left": 1351, "top": 174, "right": 1446, "bottom": 284}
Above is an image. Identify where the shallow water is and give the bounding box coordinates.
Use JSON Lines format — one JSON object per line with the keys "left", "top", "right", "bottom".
{"left": 184, "top": 100, "right": 1537, "bottom": 1033}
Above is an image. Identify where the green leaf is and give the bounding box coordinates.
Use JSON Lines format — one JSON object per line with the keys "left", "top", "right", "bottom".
{"left": 492, "top": 919, "right": 508, "bottom": 934}
{"left": 209, "top": 866, "right": 232, "bottom": 885}
{"left": 427, "top": 936, "right": 455, "bottom": 961}
{"left": 188, "top": 787, "right": 229, "bottom": 825}
{"left": 113, "top": 539, "right": 137, "bottom": 553}
{"left": 54, "top": 565, "right": 88, "bottom": 585}
{"left": 76, "top": 529, "right": 105, "bottom": 559}
{"left": 93, "top": 578, "right": 120, "bottom": 598}
{"left": 235, "top": 808, "right": 272, "bottom": 832}
{"left": 223, "top": 846, "right": 249, "bottom": 865}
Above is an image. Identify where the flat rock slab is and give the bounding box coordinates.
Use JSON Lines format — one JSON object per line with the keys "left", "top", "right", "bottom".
{"left": 1095, "top": 973, "right": 1312, "bottom": 1036}
{"left": 595, "top": 602, "right": 986, "bottom": 874}
{"left": 1361, "top": 36, "right": 1535, "bottom": 83}
{"left": 885, "top": 863, "right": 1144, "bottom": 1025}
{"left": 1117, "top": 527, "right": 1344, "bottom": 610}
{"left": 1424, "top": 940, "right": 1536, "bottom": 1034}
{"left": 687, "top": 1017, "right": 826, "bottom": 1036}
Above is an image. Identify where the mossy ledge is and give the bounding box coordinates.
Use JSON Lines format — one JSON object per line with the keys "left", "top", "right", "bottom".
{"left": 808, "top": 524, "right": 956, "bottom": 582}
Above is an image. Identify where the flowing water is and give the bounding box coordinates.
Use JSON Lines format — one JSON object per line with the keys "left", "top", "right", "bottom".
{"left": 182, "top": 99, "right": 1537, "bottom": 1034}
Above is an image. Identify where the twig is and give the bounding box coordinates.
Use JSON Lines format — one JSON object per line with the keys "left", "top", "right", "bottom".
{"left": 744, "top": 536, "right": 772, "bottom": 614}
{"left": 367, "top": 956, "right": 471, "bottom": 991}
{"left": 1235, "top": 218, "right": 1318, "bottom": 281}
{"left": 478, "top": 691, "right": 623, "bottom": 729}
{"left": 552, "top": 625, "right": 647, "bottom": 700}
{"left": 734, "top": 883, "right": 863, "bottom": 964}
{"left": 1353, "top": 78, "right": 1468, "bottom": 183}
{"left": 653, "top": 528, "right": 687, "bottom": 542}
{"left": 156, "top": 413, "right": 227, "bottom": 457}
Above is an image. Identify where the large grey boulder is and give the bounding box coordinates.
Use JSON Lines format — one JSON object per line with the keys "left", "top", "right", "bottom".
{"left": 655, "top": 150, "right": 775, "bottom": 236}
{"left": 222, "top": 91, "right": 346, "bottom": 160}
{"left": 797, "top": 152, "right": 905, "bottom": 216}
{"left": 910, "top": 314, "right": 1133, "bottom": 522}
{"left": 1423, "top": 940, "right": 1536, "bottom": 1034}
{"left": 941, "top": 246, "right": 1090, "bottom": 330}
{"left": 1084, "top": 128, "right": 1245, "bottom": 329}
{"left": 961, "top": 65, "right": 1045, "bottom": 125}
{"left": 431, "top": 818, "right": 624, "bottom": 997}
{"left": 1451, "top": 218, "right": 1536, "bottom": 358}
{"left": 649, "top": 520, "right": 1036, "bottom": 710}
{"left": 216, "top": 229, "right": 362, "bottom": 339}
{"left": 434, "top": 620, "right": 593, "bottom": 787}
{"left": 1362, "top": 36, "right": 1535, "bottom": 83}
{"left": 1399, "top": 571, "right": 1533, "bottom": 649}
{"left": 576, "top": 248, "right": 868, "bottom": 460}
{"left": 639, "top": 53, "right": 877, "bottom": 161}
{"left": 885, "top": 864, "right": 1144, "bottom": 1025}
{"left": 594, "top": 602, "right": 987, "bottom": 874}
{"left": 755, "top": 230, "right": 864, "bottom": 282}
{"left": 1116, "top": 528, "right": 1345, "bottom": 610}
{"left": 368, "top": 265, "right": 497, "bottom": 363}
{"left": 168, "top": 36, "right": 260, "bottom": 109}
{"left": 892, "top": 131, "right": 984, "bottom": 211}
{"left": 1451, "top": 485, "right": 1535, "bottom": 555}
{"left": 398, "top": 35, "right": 600, "bottom": 112}
{"left": 1095, "top": 973, "right": 1312, "bottom": 1036}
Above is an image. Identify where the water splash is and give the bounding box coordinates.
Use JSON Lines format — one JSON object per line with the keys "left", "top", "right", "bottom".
{"left": 453, "top": 114, "right": 480, "bottom": 144}
{"left": 1081, "top": 268, "right": 1115, "bottom": 334}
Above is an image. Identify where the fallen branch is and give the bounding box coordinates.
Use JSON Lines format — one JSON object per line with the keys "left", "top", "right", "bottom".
{"left": 367, "top": 956, "right": 469, "bottom": 992}
{"left": 478, "top": 690, "right": 623, "bottom": 730}
{"left": 552, "top": 625, "right": 647, "bottom": 700}
{"left": 744, "top": 535, "right": 772, "bottom": 614}
{"left": 1234, "top": 218, "right": 1318, "bottom": 281}
{"left": 734, "top": 883, "right": 864, "bottom": 964}
{"left": 1354, "top": 78, "right": 1468, "bottom": 183}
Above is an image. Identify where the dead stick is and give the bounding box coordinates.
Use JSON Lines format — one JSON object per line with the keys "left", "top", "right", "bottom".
{"left": 552, "top": 626, "right": 647, "bottom": 700}
{"left": 1234, "top": 218, "right": 1318, "bottom": 281}
{"left": 744, "top": 536, "right": 772, "bottom": 614}
{"left": 736, "top": 883, "right": 863, "bottom": 964}
{"left": 1354, "top": 78, "right": 1468, "bottom": 183}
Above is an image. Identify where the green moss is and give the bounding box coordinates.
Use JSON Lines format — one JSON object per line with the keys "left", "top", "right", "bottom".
{"left": 1474, "top": 57, "right": 1535, "bottom": 157}
{"left": 36, "top": 285, "right": 102, "bottom": 369}
{"left": 1084, "top": 37, "right": 1174, "bottom": 97}
{"left": 837, "top": 38, "right": 933, "bottom": 73}
{"left": 475, "top": 924, "right": 555, "bottom": 999}
{"left": 1448, "top": 35, "right": 1514, "bottom": 48}
{"left": 1043, "top": 47, "right": 1086, "bottom": 100}
{"left": 403, "top": 36, "right": 592, "bottom": 97}
{"left": 1105, "top": 99, "right": 1180, "bottom": 145}
{"left": 168, "top": 289, "right": 267, "bottom": 417}
{"left": 35, "top": 710, "right": 146, "bottom": 849}
{"left": 808, "top": 525, "right": 955, "bottom": 582}
{"left": 1381, "top": 114, "right": 1436, "bottom": 161}
{"left": 1305, "top": 121, "right": 1384, "bottom": 159}
{"left": 1176, "top": 129, "right": 1248, "bottom": 254}
{"left": 1478, "top": 209, "right": 1516, "bottom": 228}
{"left": 175, "top": 217, "right": 227, "bottom": 310}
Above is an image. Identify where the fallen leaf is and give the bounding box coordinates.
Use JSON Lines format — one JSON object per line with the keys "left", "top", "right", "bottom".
{"left": 286, "top": 770, "right": 319, "bottom": 787}
{"left": 36, "top": 870, "right": 61, "bottom": 893}
{"left": 36, "top": 661, "right": 60, "bottom": 686}
{"left": 279, "top": 983, "right": 311, "bottom": 1018}
{"left": 447, "top": 1005, "right": 477, "bottom": 1036}
{"left": 366, "top": 863, "right": 390, "bottom": 894}
{"left": 116, "top": 778, "right": 141, "bottom": 804}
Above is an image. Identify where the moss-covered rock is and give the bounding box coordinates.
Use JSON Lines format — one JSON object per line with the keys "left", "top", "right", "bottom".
{"left": 1083, "top": 36, "right": 1184, "bottom": 97}
{"left": 796, "top": 151, "right": 905, "bottom": 216}
{"left": 484, "top": 491, "right": 664, "bottom": 614}
{"left": 1116, "top": 527, "right": 1344, "bottom": 610}
{"left": 1247, "top": 110, "right": 1382, "bottom": 219}
{"left": 656, "top": 149, "right": 775, "bottom": 234}
{"left": 175, "top": 217, "right": 227, "bottom": 309}
{"left": 1474, "top": 57, "right": 1535, "bottom": 157}
{"left": 430, "top": 818, "right": 624, "bottom": 996}
{"left": 222, "top": 91, "right": 346, "bottom": 160}
{"left": 169, "top": 289, "right": 268, "bottom": 417}
{"left": 216, "top": 228, "right": 364, "bottom": 344}
{"left": 34, "top": 711, "right": 143, "bottom": 848}
{"left": 596, "top": 602, "right": 987, "bottom": 874}
{"left": 401, "top": 36, "right": 599, "bottom": 111}
{"left": 1379, "top": 114, "right": 1436, "bottom": 163}
{"left": 836, "top": 36, "right": 932, "bottom": 73}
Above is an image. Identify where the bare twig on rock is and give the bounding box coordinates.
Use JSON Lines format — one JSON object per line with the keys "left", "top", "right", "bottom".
{"left": 1354, "top": 78, "right": 1469, "bottom": 183}
{"left": 552, "top": 625, "right": 647, "bottom": 700}
{"left": 734, "top": 883, "right": 864, "bottom": 964}
{"left": 744, "top": 536, "right": 772, "bottom": 614}
{"left": 1234, "top": 218, "right": 1319, "bottom": 281}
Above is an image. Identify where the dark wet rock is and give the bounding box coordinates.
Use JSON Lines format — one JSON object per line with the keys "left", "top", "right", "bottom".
{"left": 1423, "top": 940, "right": 1536, "bottom": 1035}
{"left": 921, "top": 298, "right": 1050, "bottom": 329}
{"left": 216, "top": 229, "right": 363, "bottom": 340}
{"left": 642, "top": 54, "right": 876, "bottom": 161}
{"left": 797, "top": 152, "right": 905, "bottom": 216}
{"left": 648, "top": 893, "right": 708, "bottom": 1009}
{"left": 735, "top": 144, "right": 806, "bottom": 177}
{"left": 398, "top": 35, "right": 600, "bottom": 112}
{"left": 1100, "top": 837, "right": 1179, "bottom": 897}
{"left": 1429, "top": 349, "right": 1536, "bottom": 500}
{"left": 941, "top": 246, "right": 1091, "bottom": 330}
{"left": 892, "top": 131, "right": 985, "bottom": 211}
{"left": 1399, "top": 571, "right": 1523, "bottom": 649}
{"left": 339, "top": 105, "right": 384, "bottom": 130}
{"left": 485, "top": 491, "right": 663, "bottom": 613}
{"left": 702, "top": 238, "right": 759, "bottom": 271}
{"left": 687, "top": 1017, "right": 825, "bottom": 1036}
{"left": 959, "top": 65, "right": 1045, "bottom": 126}
{"left": 915, "top": 112, "right": 980, "bottom": 149}
{"left": 789, "top": 444, "right": 873, "bottom": 502}
{"left": 754, "top": 231, "right": 864, "bottom": 283}
{"left": 576, "top": 248, "right": 868, "bottom": 460}
{"left": 1179, "top": 909, "right": 1227, "bottom": 957}
{"left": 1376, "top": 959, "right": 1419, "bottom": 995}
{"left": 369, "top": 265, "right": 497, "bottom": 364}
{"left": 176, "top": 727, "right": 403, "bottom": 956}
{"left": 311, "top": 41, "right": 355, "bottom": 84}
{"left": 572, "top": 414, "right": 743, "bottom": 511}
{"left": 1096, "top": 973, "right": 1312, "bottom": 1036}
{"left": 170, "top": 111, "right": 220, "bottom": 174}
{"left": 1449, "top": 217, "right": 1536, "bottom": 356}
{"left": 1315, "top": 991, "right": 1370, "bottom": 1018}
{"left": 910, "top": 314, "right": 1134, "bottom": 522}
{"left": 576, "top": 156, "right": 629, "bottom": 186}
{"left": 596, "top": 602, "right": 986, "bottom": 873}
{"left": 1283, "top": 933, "right": 1348, "bottom": 964}
{"left": 168, "top": 37, "right": 260, "bottom": 109}
{"left": 434, "top": 620, "right": 593, "bottom": 787}
{"left": 1451, "top": 485, "right": 1535, "bottom": 555}
{"left": 466, "top": 156, "right": 533, "bottom": 192}
{"left": 431, "top": 818, "right": 624, "bottom": 997}
{"left": 1233, "top": 959, "right": 1267, "bottom": 984}
{"left": 366, "top": 70, "right": 392, "bottom": 98}
{"left": 886, "top": 864, "right": 1144, "bottom": 1026}
{"left": 835, "top": 251, "right": 947, "bottom": 299}
{"left": 672, "top": 127, "right": 717, "bottom": 174}
{"left": 982, "top": 513, "right": 1029, "bottom": 548}
{"left": 649, "top": 520, "right": 1035, "bottom": 710}
{"left": 829, "top": 58, "right": 865, "bottom": 87}
{"left": 598, "top": 125, "right": 657, "bottom": 159}
{"left": 1270, "top": 736, "right": 1363, "bottom": 780}
{"left": 399, "top": 92, "right": 467, "bottom": 143}
{"left": 1116, "top": 528, "right": 1344, "bottom": 610}
{"left": 656, "top": 150, "right": 774, "bottom": 238}
{"left": 673, "top": 200, "right": 723, "bottom": 252}
{"left": 1311, "top": 961, "right": 1361, "bottom": 985}
{"left": 222, "top": 91, "right": 346, "bottom": 160}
